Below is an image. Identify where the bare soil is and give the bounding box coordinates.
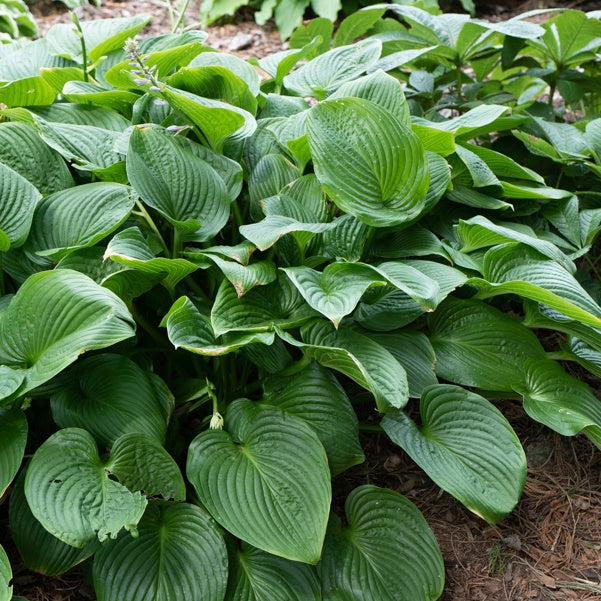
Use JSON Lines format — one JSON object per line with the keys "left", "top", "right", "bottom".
{"left": 4, "top": 1, "right": 601, "bottom": 599}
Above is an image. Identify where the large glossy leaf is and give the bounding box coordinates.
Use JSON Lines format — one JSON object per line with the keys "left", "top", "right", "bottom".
{"left": 318, "top": 485, "right": 444, "bottom": 601}
{"left": 226, "top": 541, "right": 321, "bottom": 601}
{"left": 0, "top": 270, "right": 135, "bottom": 401}
{"left": 284, "top": 39, "right": 382, "bottom": 99}
{"left": 205, "top": 254, "right": 276, "bottom": 297}
{"left": 0, "top": 163, "right": 41, "bottom": 251}
{"left": 188, "top": 52, "right": 260, "bottom": 96}
{"left": 383, "top": 385, "right": 526, "bottom": 523}
{"left": 0, "top": 544, "right": 12, "bottom": 601}
{"left": 0, "top": 121, "right": 72, "bottom": 194}
{"left": 0, "top": 408, "right": 27, "bottom": 496}
{"left": 279, "top": 320, "right": 408, "bottom": 412}
{"left": 211, "top": 276, "right": 316, "bottom": 337}
{"left": 516, "top": 359, "right": 601, "bottom": 449}
{"left": 27, "top": 183, "right": 134, "bottom": 260}
{"left": 104, "top": 227, "right": 198, "bottom": 292}
{"left": 429, "top": 297, "right": 546, "bottom": 391}
{"left": 307, "top": 97, "right": 429, "bottom": 227}
{"left": 472, "top": 244, "right": 601, "bottom": 328}
{"left": 162, "top": 296, "right": 275, "bottom": 356}
{"left": 50, "top": 354, "right": 172, "bottom": 447}
{"left": 263, "top": 362, "right": 364, "bottom": 475}
{"left": 187, "top": 399, "right": 331, "bottom": 563}
{"left": 281, "top": 263, "right": 385, "bottom": 327}
{"left": 9, "top": 471, "right": 99, "bottom": 576}
{"left": 127, "top": 126, "right": 230, "bottom": 241}
{"left": 25, "top": 428, "right": 147, "bottom": 547}
{"left": 93, "top": 502, "right": 228, "bottom": 601}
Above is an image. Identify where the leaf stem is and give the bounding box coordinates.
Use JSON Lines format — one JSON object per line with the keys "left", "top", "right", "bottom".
{"left": 135, "top": 199, "right": 170, "bottom": 256}
{"left": 172, "top": 0, "right": 191, "bottom": 33}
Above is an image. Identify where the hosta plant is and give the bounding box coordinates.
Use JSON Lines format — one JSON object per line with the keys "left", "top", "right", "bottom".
{"left": 1, "top": 5, "right": 601, "bottom": 601}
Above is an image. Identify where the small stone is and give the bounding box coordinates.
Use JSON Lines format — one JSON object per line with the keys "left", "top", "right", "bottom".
{"left": 228, "top": 33, "right": 253, "bottom": 51}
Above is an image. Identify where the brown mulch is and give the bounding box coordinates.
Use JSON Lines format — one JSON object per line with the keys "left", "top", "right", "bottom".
{"left": 5, "top": 1, "right": 601, "bottom": 600}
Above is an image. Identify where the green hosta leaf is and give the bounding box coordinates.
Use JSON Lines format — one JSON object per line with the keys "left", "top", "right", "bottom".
{"left": 161, "top": 86, "right": 256, "bottom": 151}
{"left": 0, "top": 121, "right": 73, "bottom": 194}
{"left": 105, "top": 227, "right": 198, "bottom": 292}
{"left": 281, "top": 263, "right": 385, "bottom": 327}
{"left": 108, "top": 433, "right": 185, "bottom": 501}
{"left": 0, "top": 76, "right": 55, "bottom": 107}
{"left": 205, "top": 254, "right": 276, "bottom": 297}
{"left": 39, "top": 67, "right": 86, "bottom": 94}
{"left": 127, "top": 126, "right": 229, "bottom": 240}
{"left": 0, "top": 39, "right": 69, "bottom": 80}
{"left": 249, "top": 154, "right": 300, "bottom": 208}
{"left": 284, "top": 38, "right": 381, "bottom": 99}
{"left": 280, "top": 320, "right": 408, "bottom": 412}
{"left": 383, "top": 385, "right": 526, "bottom": 523}
{"left": 318, "top": 485, "right": 444, "bottom": 601}
{"left": 370, "top": 47, "right": 439, "bottom": 76}
{"left": 211, "top": 276, "right": 316, "bottom": 337}
{"left": 565, "top": 338, "right": 601, "bottom": 378}
{"left": 307, "top": 97, "right": 429, "bottom": 227}
{"left": 0, "top": 366, "right": 25, "bottom": 404}
{"left": 0, "top": 270, "right": 135, "bottom": 401}
{"left": 472, "top": 244, "right": 601, "bottom": 328}
{"left": 412, "top": 124, "right": 456, "bottom": 157}
{"left": 264, "top": 362, "right": 364, "bottom": 475}
{"left": 417, "top": 104, "right": 508, "bottom": 137}
{"left": 354, "top": 289, "right": 425, "bottom": 332}
{"left": 32, "top": 103, "right": 130, "bottom": 130}
{"left": 319, "top": 214, "right": 369, "bottom": 261}
{"left": 0, "top": 409, "right": 26, "bottom": 495}
{"left": 516, "top": 359, "right": 601, "bottom": 449}
{"left": 27, "top": 183, "right": 134, "bottom": 260}
{"left": 333, "top": 7, "right": 387, "bottom": 47}
{"left": 369, "top": 331, "right": 437, "bottom": 398}
{"left": 290, "top": 18, "right": 332, "bottom": 55}
{"left": 186, "top": 240, "right": 256, "bottom": 265}
{"left": 61, "top": 81, "right": 139, "bottom": 114}
{"left": 464, "top": 144, "right": 543, "bottom": 183}
{"left": 258, "top": 38, "right": 322, "bottom": 86}
{"left": 454, "top": 144, "right": 501, "bottom": 190}
{"left": 226, "top": 541, "right": 321, "bottom": 601}
{"left": 187, "top": 399, "right": 331, "bottom": 563}
{"left": 458, "top": 215, "right": 575, "bottom": 273}
{"left": 9, "top": 471, "right": 99, "bottom": 576}
{"left": 429, "top": 297, "right": 546, "bottom": 391}
{"left": 0, "top": 163, "right": 41, "bottom": 251}
{"left": 50, "top": 354, "right": 172, "bottom": 447}
{"left": 25, "top": 428, "right": 147, "bottom": 547}
{"left": 189, "top": 52, "right": 260, "bottom": 96}
{"left": 93, "top": 502, "right": 227, "bottom": 601}
{"left": 0, "top": 544, "right": 12, "bottom": 601}
{"left": 330, "top": 69, "right": 410, "bottom": 126}
{"left": 162, "top": 296, "right": 275, "bottom": 356}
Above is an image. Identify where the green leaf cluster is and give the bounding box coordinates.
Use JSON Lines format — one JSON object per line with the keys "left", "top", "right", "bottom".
{"left": 1, "top": 5, "right": 601, "bottom": 600}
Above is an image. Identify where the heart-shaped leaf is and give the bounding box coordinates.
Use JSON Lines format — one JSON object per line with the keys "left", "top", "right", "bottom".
{"left": 163, "top": 296, "right": 275, "bottom": 355}
{"left": 50, "top": 354, "right": 171, "bottom": 447}
{"left": 127, "top": 126, "right": 230, "bottom": 240}
{"left": 27, "top": 183, "right": 134, "bottom": 260}
{"left": 382, "top": 385, "right": 526, "bottom": 523}
{"left": 226, "top": 541, "right": 321, "bottom": 601}
{"left": 307, "top": 97, "right": 429, "bottom": 227}
{"left": 93, "top": 502, "right": 228, "bottom": 601}
{"left": 9, "top": 471, "right": 99, "bottom": 576}
{"left": 429, "top": 297, "right": 546, "bottom": 391}
{"left": 25, "top": 428, "right": 147, "bottom": 547}
{"left": 318, "top": 485, "right": 444, "bottom": 601}
{"left": 263, "top": 362, "right": 364, "bottom": 475}
{"left": 0, "top": 408, "right": 27, "bottom": 496}
{"left": 187, "top": 399, "right": 331, "bottom": 563}
{"left": 0, "top": 270, "right": 135, "bottom": 401}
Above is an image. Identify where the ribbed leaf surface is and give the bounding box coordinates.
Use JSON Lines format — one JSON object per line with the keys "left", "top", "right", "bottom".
{"left": 25, "top": 428, "right": 147, "bottom": 547}
{"left": 263, "top": 362, "right": 364, "bottom": 475}
{"left": 318, "top": 485, "right": 444, "bottom": 601}
{"left": 28, "top": 182, "right": 134, "bottom": 259}
{"left": 429, "top": 297, "right": 546, "bottom": 391}
{"left": 226, "top": 541, "right": 321, "bottom": 601}
{"left": 9, "top": 472, "right": 99, "bottom": 576}
{"left": 0, "top": 162, "right": 40, "bottom": 251}
{"left": 93, "top": 503, "right": 227, "bottom": 601}
{"left": 0, "top": 121, "right": 72, "bottom": 194}
{"left": 187, "top": 399, "right": 331, "bottom": 563}
{"left": 163, "top": 296, "right": 275, "bottom": 355}
{"left": 0, "top": 270, "right": 135, "bottom": 400}
{"left": 280, "top": 321, "right": 408, "bottom": 412}
{"left": 518, "top": 359, "right": 601, "bottom": 449}
{"left": 50, "top": 353, "right": 171, "bottom": 447}
{"left": 383, "top": 385, "right": 526, "bottom": 523}
{"left": 127, "top": 127, "right": 230, "bottom": 240}
{"left": 206, "top": 255, "right": 276, "bottom": 296}
{"left": 307, "top": 98, "right": 429, "bottom": 227}
{"left": 0, "top": 408, "right": 27, "bottom": 495}
{"left": 0, "top": 544, "right": 12, "bottom": 601}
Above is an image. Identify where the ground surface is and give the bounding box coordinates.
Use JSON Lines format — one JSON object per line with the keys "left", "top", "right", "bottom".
{"left": 3, "top": 0, "right": 601, "bottom": 599}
